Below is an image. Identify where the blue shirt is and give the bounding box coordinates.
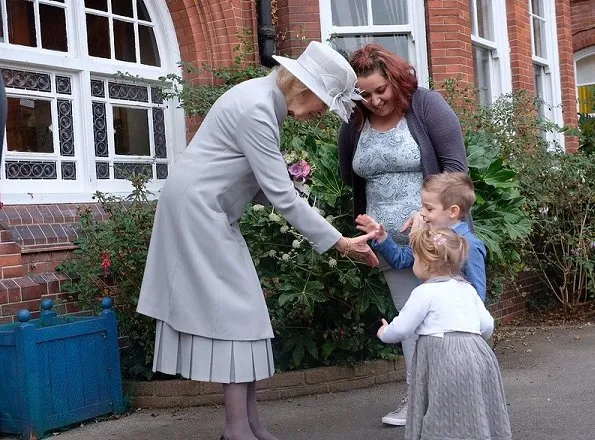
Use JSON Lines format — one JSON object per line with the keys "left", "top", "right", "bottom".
{"left": 371, "top": 222, "right": 487, "bottom": 301}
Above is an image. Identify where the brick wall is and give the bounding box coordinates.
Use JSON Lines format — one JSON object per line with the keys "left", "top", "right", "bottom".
{"left": 506, "top": 0, "right": 534, "bottom": 92}
{"left": 275, "top": 0, "right": 322, "bottom": 57}
{"left": 0, "top": 204, "right": 105, "bottom": 324}
{"left": 126, "top": 359, "right": 405, "bottom": 408}
{"left": 571, "top": 0, "right": 595, "bottom": 51}
{"left": 425, "top": 0, "right": 474, "bottom": 86}
{"left": 166, "top": 0, "right": 258, "bottom": 141}
{"left": 488, "top": 272, "right": 548, "bottom": 323}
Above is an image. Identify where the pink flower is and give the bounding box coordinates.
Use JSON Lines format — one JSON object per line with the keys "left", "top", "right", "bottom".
{"left": 288, "top": 160, "right": 312, "bottom": 183}
{"left": 100, "top": 251, "right": 112, "bottom": 277}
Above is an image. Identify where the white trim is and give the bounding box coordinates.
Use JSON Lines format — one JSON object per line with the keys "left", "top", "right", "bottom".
{"left": 318, "top": 0, "right": 429, "bottom": 86}
{"left": 529, "top": 0, "right": 564, "bottom": 149}
{"left": 574, "top": 45, "right": 595, "bottom": 87}
{"left": 470, "top": 0, "right": 512, "bottom": 105}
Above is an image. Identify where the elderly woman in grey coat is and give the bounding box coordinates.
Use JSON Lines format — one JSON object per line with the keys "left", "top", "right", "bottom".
{"left": 137, "top": 41, "right": 377, "bottom": 440}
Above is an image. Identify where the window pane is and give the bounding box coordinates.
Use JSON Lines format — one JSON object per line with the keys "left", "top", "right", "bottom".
{"left": 85, "top": 0, "right": 108, "bottom": 12}
{"left": 6, "top": 98, "right": 54, "bottom": 153}
{"left": 473, "top": 45, "right": 492, "bottom": 106}
{"left": 374, "top": 35, "right": 409, "bottom": 60}
{"left": 137, "top": 0, "right": 151, "bottom": 21}
{"left": 534, "top": 64, "right": 545, "bottom": 118}
{"left": 7, "top": 0, "right": 36, "bottom": 47}
{"left": 330, "top": 34, "right": 409, "bottom": 61}
{"left": 332, "top": 0, "right": 368, "bottom": 26}
{"left": 114, "top": 20, "right": 136, "bottom": 62}
{"left": 40, "top": 4, "right": 67, "bottom": 52}
{"left": 372, "top": 1, "right": 407, "bottom": 25}
{"left": 475, "top": 0, "right": 493, "bottom": 41}
{"left": 113, "top": 107, "right": 150, "bottom": 156}
{"left": 112, "top": 0, "right": 133, "bottom": 18}
{"left": 87, "top": 14, "right": 110, "bottom": 58}
{"left": 531, "top": 0, "right": 544, "bottom": 18}
{"left": 139, "top": 25, "right": 160, "bottom": 66}
{"left": 532, "top": 17, "right": 546, "bottom": 58}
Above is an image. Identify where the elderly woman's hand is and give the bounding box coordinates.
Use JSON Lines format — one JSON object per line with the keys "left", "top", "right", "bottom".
{"left": 335, "top": 232, "right": 380, "bottom": 267}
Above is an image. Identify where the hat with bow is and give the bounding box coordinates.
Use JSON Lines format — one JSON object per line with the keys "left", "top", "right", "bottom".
{"left": 272, "top": 41, "right": 362, "bottom": 123}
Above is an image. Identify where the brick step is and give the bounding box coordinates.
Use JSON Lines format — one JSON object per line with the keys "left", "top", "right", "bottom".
{"left": 0, "top": 272, "right": 81, "bottom": 324}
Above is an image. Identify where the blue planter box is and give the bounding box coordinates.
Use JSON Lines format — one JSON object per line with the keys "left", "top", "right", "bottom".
{"left": 0, "top": 298, "right": 124, "bottom": 439}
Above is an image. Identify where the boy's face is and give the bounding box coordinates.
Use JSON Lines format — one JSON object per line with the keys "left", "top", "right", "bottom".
{"left": 420, "top": 190, "right": 460, "bottom": 228}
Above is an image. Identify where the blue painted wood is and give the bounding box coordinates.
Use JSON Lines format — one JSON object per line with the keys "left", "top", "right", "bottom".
{"left": 0, "top": 298, "right": 125, "bottom": 438}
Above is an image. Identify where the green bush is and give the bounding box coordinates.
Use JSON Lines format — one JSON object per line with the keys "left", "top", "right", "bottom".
{"left": 58, "top": 175, "right": 158, "bottom": 380}
{"left": 519, "top": 151, "right": 595, "bottom": 309}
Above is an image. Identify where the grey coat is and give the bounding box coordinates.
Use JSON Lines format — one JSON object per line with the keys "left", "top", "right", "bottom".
{"left": 137, "top": 72, "right": 341, "bottom": 341}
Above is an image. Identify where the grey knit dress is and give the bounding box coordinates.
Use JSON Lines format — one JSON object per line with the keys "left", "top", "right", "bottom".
{"left": 407, "top": 333, "right": 512, "bottom": 440}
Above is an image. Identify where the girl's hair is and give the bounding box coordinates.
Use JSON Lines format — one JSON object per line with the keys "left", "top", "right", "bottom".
{"left": 275, "top": 66, "right": 310, "bottom": 100}
{"left": 349, "top": 43, "right": 418, "bottom": 127}
{"left": 410, "top": 228, "right": 468, "bottom": 277}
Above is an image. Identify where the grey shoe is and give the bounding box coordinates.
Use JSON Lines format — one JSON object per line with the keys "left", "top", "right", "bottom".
{"left": 382, "top": 395, "right": 407, "bottom": 426}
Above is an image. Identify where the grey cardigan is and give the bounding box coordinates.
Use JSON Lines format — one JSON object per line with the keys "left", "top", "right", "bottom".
{"left": 338, "top": 87, "right": 467, "bottom": 218}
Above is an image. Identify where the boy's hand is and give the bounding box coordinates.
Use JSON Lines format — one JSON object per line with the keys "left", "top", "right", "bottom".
{"left": 355, "top": 214, "right": 388, "bottom": 242}
{"left": 409, "top": 212, "right": 428, "bottom": 237}
{"left": 377, "top": 318, "right": 389, "bottom": 339}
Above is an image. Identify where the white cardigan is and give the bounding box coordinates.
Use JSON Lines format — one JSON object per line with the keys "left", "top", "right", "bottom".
{"left": 379, "top": 279, "right": 494, "bottom": 343}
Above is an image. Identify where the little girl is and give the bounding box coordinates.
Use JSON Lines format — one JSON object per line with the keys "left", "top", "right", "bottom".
{"left": 377, "top": 228, "right": 511, "bottom": 440}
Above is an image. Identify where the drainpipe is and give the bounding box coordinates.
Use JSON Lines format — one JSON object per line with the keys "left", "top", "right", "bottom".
{"left": 256, "top": 0, "right": 277, "bottom": 67}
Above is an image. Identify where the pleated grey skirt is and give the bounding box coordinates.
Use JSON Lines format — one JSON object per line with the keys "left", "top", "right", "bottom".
{"left": 406, "top": 332, "right": 512, "bottom": 440}
{"left": 152, "top": 320, "right": 275, "bottom": 383}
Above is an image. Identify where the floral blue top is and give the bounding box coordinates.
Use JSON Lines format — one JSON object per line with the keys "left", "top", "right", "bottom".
{"left": 352, "top": 118, "right": 423, "bottom": 245}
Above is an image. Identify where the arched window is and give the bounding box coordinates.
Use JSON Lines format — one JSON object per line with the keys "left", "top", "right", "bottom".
{"left": 0, "top": 0, "right": 184, "bottom": 204}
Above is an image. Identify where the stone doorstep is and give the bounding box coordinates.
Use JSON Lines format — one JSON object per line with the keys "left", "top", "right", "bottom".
{"left": 124, "top": 359, "right": 406, "bottom": 409}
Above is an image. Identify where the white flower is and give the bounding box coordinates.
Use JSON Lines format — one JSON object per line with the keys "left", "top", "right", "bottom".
{"left": 252, "top": 204, "right": 264, "bottom": 212}
{"left": 325, "top": 215, "right": 334, "bottom": 224}
{"left": 268, "top": 250, "right": 277, "bottom": 257}
{"left": 268, "top": 213, "right": 281, "bottom": 222}
{"left": 328, "top": 258, "right": 337, "bottom": 268}
{"left": 539, "top": 206, "right": 549, "bottom": 216}
{"left": 292, "top": 240, "right": 301, "bottom": 249}
{"left": 281, "top": 253, "right": 290, "bottom": 261}
{"left": 280, "top": 225, "right": 289, "bottom": 233}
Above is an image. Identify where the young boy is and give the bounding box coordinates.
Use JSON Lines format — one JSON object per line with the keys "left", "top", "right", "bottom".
{"left": 357, "top": 172, "right": 488, "bottom": 301}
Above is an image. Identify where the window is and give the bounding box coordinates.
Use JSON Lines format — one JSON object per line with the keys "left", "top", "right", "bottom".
{"left": 0, "top": 0, "right": 183, "bottom": 204}
{"left": 319, "top": 0, "right": 428, "bottom": 85}
{"left": 529, "top": 0, "right": 564, "bottom": 147}
{"left": 574, "top": 48, "right": 595, "bottom": 115}
{"left": 470, "top": 0, "right": 512, "bottom": 106}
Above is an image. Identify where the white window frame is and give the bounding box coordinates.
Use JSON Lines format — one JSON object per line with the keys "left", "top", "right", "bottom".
{"left": 529, "top": 0, "right": 564, "bottom": 149}
{"left": 318, "top": 0, "right": 429, "bottom": 87}
{"left": 0, "top": 0, "right": 185, "bottom": 204}
{"left": 470, "top": 0, "right": 512, "bottom": 105}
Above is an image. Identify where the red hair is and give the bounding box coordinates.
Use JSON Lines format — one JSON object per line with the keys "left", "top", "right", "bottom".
{"left": 349, "top": 44, "right": 418, "bottom": 126}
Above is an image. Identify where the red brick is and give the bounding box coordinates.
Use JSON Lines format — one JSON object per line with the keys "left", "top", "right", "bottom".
{"left": 2, "top": 265, "right": 24, "bottom": 279}
{"left": 1, "top": 299, "right": 41, "bottom": 315}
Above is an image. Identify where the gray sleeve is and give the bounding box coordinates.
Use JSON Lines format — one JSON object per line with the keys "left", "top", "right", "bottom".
{"left": 236, "top": 104, "right": 341, "bottom": 254}
{"left": 423, "top": 91, "right": 467, "bottom": 172}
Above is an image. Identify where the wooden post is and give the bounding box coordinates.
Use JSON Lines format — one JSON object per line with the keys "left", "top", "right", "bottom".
{"left": 15, "top": 309, "right": 43, "bottom": 439}
{"left": 100, "top": 297, "right": 125, "bottom": 414}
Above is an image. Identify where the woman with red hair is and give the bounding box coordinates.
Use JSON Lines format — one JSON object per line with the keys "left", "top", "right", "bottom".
{"left": 338, "top": 43, "right": 468, "bottom": 427}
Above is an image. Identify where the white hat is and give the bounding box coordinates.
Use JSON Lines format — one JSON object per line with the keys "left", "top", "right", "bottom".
{"left": 272, "top": 41, "right": 362, "bottom": 123}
